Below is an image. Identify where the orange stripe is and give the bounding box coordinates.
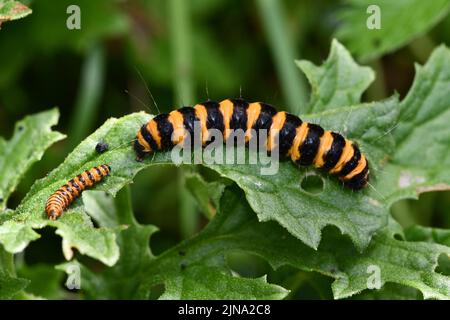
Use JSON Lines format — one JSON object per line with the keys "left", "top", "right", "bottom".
{"left": 313, "top": 130, "right": 334, "bottom": 168}
{"left": 90, "top": 169, "right": 101, "bottom": 181}
{"left": 168, "top": 110, "right": 186, "bottom": 144}
{"left": 330, "top": 140, "right": 355, "bottom": 174}
{"left": 343, "top": 155, "right": 367, "bottom": 180}
{"left": 74, "top": 177, "right": 85, "bottom": 191}
{"left": 98, "top": 166, "right": 108, "bottom": 177}
{"left": 63, "top": 187, "right": 74, "bottom": 201}
{"left": 136, "top": 130, "right": 151, "bottom": 152}
{"left": 68, "top": 182, "right": 79, "bottom": 197}
{"left": 219, "top": 99, "right": 234, "bottom": 140}
{"left": 245, "top": 102, "right": 262, "bottom": 142}
{"left": 81, "top": 172, "right": 93, "bottom": 187}
{"left": 147, "top": 119, "right": 161, "bottom": 149}
{"left": 194, "top": 104, "right": 209, "bottom": 144}
{"left": 267, "top": 112, "right": 286, "bottom": 151}
{"left": 289, "top": 122, "right": 309, "bottom": 161}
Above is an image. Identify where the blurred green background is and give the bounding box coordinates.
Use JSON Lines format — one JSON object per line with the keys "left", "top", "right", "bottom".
{"left": 1, "top": 0, "right": 450, "bottom": 299}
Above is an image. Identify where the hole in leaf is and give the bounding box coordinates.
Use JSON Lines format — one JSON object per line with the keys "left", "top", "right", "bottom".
{"left": 24, "top": 227, "right": 65, "bottom": 265}
{"left": 225, "top": 251, "right": 271, "bottom": 278}
{"left": 267, "top": 265, "right": 334, "bottom": 300}
{"left": 149, "top": 283, "right": 165, "bottom": 300}
{"left": 352, "top": 283, "right": 423, "bottom": 300}
{"left": 393, "top": 233, "right": 404, "bottom": 241}
{"left": 149, "top": 231, "right": 179, "bottom": 256}
{"left": 391, "top": 191, "right": 450, "bottom": 229}
{"left": 436, "top": 253, "right": 450, "bottom": 276}
{"left": 300, "top": 173, "right": 324, "bottom": 194}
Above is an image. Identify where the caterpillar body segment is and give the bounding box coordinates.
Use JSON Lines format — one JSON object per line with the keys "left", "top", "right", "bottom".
{"left": 134, "top": 98, "right": 369, "bottom": 190}
{"left": 45, "top": 164, "right": 111, "bottom": 220}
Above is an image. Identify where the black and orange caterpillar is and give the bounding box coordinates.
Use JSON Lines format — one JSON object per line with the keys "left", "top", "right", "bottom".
{"left": 134, "top": 98, "right": 369, "bottom": 189}
{"left": 45, "top": 164, "right": 111, "bottom": 220}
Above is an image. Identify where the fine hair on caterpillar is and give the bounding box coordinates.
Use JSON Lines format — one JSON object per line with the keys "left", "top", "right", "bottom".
{"left": 134, "top": 98, "right": 370, "bottom": 190}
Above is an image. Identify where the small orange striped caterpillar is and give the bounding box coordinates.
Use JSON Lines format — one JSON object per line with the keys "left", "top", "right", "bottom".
{"left": 45, "top": 164, "right": 111, "bottom": 220}
{"left": 134, "top": 98, "right": 369, "bottom": 190}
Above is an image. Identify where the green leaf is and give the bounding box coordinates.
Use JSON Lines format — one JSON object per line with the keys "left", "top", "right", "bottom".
{"left": 184, "top": 172, "right": 227, "bottom": 219}
{"left": 16, "top": 263, "right": 64, "bottom": 299}
{"left": 189, "top": 189, "right": 450, "bottom": 299}
{"left": 159, "top": 266, "right": 286, "bottom": 300}
{"left": 328, "top": 220, "right": 450, "bottom": 299}
{"left": 336, "top": 0, "right": 450, "bottom": 61}
{"left": 130, "top": 189, "right": 447, "bottom": 299}
{"left": 352, "top": 283, "right": 422, "bottom": 300}
{"left": 0, "top": 115, "right": 137, "bottom": 265}
{"left": 0, "top": 108, "right": 65, "bottom": 211}
{"left": 75, "top": 187, "right": 156, "bottom": 299}
{"left": 58, "top": 187, "right": 288, "bottom": 300}
{"left": 0, "top": 248, "right": 29, "bottom": 299}
{"left": 296, "top": 39, "right": 375, "bottom": 114}
{"left": 0, "top": 271, "right": 29, "bottom": 299}
{"left": 0, "top": 221, "right": 40, "bottom": 252}
{"left": 377, "top": 45, "right": 450, "bottom": 205}
{"left": 0, "top": 0, "right": 32, "bottom": 27}
{"left": 58, "top": 181, "right": 450, "bottom": 299}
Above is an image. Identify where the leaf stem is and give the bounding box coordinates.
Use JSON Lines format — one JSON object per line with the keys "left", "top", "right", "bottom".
{"left": 68, "top": 43, "right": 105, "bottom": 147}
{"left": 169, "top": 0, "right": 194, "bottom": 106}
{"left": 0, "top": 247, "right": 15, "bottom": 276}
{"left": 256, "top": 0, "right": 307, "bottom": 113}
{"left": 168, "top": 0, "right": 198, "bottom": 238}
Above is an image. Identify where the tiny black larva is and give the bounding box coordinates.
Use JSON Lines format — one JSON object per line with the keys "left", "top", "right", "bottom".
{"left": 95, "top": 142, "right": 109, "bottom": 154}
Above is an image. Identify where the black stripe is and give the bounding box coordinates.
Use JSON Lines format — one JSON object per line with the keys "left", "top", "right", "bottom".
{"left": 134, "top": 139, "right": 147, "bottom": 160}
{"left": 86, "top": 170, "right": 95, "bottom": 184}
{"left": 51, "top": 196, "right": 64, "bottom": 206}
{"left": 202, "top": 101, "right": 224, "bottom": 132}
{"left": 77, "top": 174, "right": 87, "bottom": 187}
{"left": 101, "top": 164, "right": 111, "bottom": 174}
{"left": 59, "top": 190, "right": 69, "bottom": 206}
{"left": 70, "top": 179, "right": 81, "bottom": 192}
{"left": 64, "top": 184, "right": 76, "bottom": 197}
{"left": 140, "top": 125, "right": 158, "bottom": 151}
{"left": 153, "top": 114, "right": 174, "bottom": 150}
{"left": 253, "top": 103, "right": 277, "bottom": 132}
{"left": 48, "top": 199, "right": 62, "bottom": 206}
{"left": 177, "top": 107, "right": 199, "bottom": 145}
{"left": 322, "top": 132, "right": 346, "bottom": 171}
{"left": 229, "top": 98, "right": 249, "bottom": 132}
{"left": 45, "top": 200, "right": 61, "bottom": 210}
{"left": 297, "top": 123, "right": 324, "bottom": 166}
{"left": 343, "top": 163, "right": 369, "bottom": 190}
{"left": 338, "top": 144, "right": 361, "bottom": 177}
{"left": 278, "top": 113, "right": 302, "bottom": 157}
{"left": 95, "top": 167, "right": 103, "bottom": 177}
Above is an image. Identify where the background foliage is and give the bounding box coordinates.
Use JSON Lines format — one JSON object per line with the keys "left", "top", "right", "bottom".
{"left": 0, "top": 0, "right": 450, "bottom": 300}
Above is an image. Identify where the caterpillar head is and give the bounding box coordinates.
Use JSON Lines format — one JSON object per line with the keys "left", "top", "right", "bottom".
{"left": 134, "top": 138, "right": 148, "bottom": 162}
{"left": 47, "top": 210, "right": 59, "bottom": 220}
